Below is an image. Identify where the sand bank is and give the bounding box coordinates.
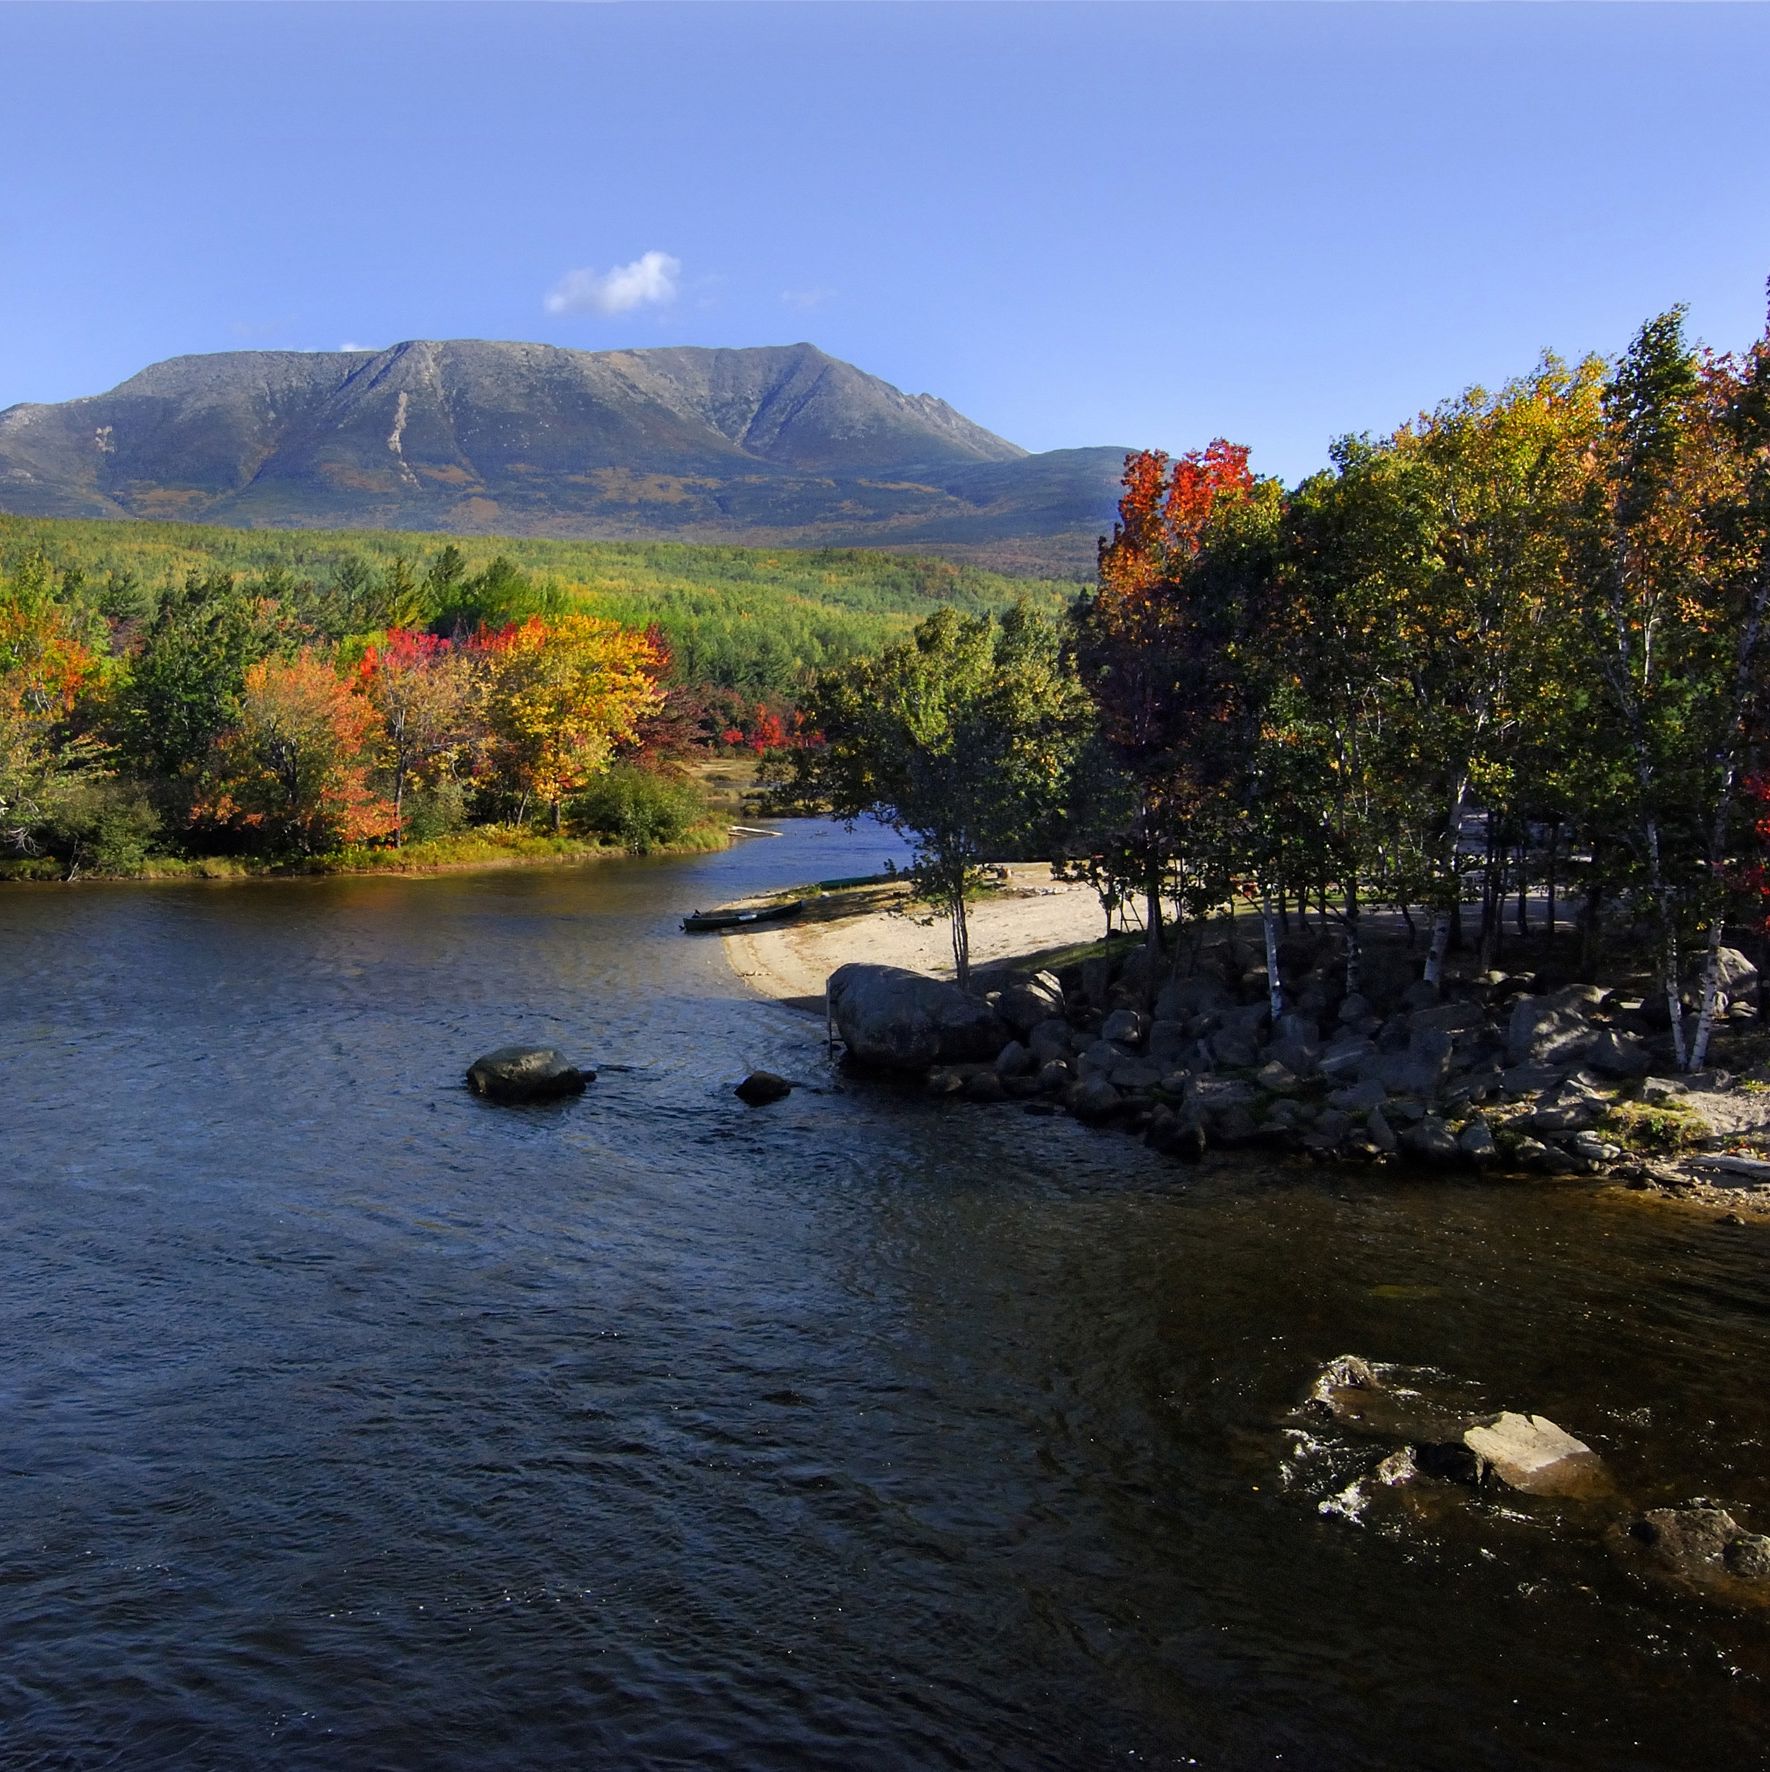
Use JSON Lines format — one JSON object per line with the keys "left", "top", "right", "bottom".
{"left": 722, "top": 865, "right": 1109, "bottom": 1013}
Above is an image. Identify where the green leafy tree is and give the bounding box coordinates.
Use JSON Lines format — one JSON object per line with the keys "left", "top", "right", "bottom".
{"left": 794, "top": 604, "right": 1087, "bottom": 987}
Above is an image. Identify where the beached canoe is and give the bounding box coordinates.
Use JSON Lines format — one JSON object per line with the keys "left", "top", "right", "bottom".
{"left": 681, "top": 900, "right": 805, "bottom": 934}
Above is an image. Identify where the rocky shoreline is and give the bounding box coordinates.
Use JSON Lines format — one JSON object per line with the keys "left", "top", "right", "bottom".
{"left": 817, "top": 921, "right": 1770, "bottom": 1220}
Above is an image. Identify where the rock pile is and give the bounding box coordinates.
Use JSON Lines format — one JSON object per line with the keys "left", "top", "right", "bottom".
{"left": 825, "top": 937, "right": 1767, "bottom": 1180}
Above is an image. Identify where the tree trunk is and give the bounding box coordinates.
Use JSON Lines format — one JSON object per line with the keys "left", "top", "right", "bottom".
{"left": 950, "top": 883, "right": 971, "bottom": 990}
{"left": 1342, "top": 881, "right": 1362, "bottom": 999}
{"left": 393, "top": 761, "right": 406, "bottom": 849}
{"left": 1689, "top": 913, "right": 1729, "bottom": 1072}
{"left": 1644, "top": 815, "right": 1688, "bottom": 1070}
{"left": 1423, "top": 775, "right": 1470, "bottom": 993}
{"left": 1260, "top": 887, "right": 1285, "bottom": 1022}
{"left": 1545, "top": 821, "right": 1560, "bottom": 943}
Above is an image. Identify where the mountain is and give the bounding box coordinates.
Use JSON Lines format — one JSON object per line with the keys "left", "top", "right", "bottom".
{"left": 0, "top": 341, "right": 1125, "bottom": 575}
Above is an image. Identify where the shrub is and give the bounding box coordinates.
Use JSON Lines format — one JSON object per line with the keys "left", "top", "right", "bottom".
{"left": 574, "top": 763, "right": 709, "bottom": 853}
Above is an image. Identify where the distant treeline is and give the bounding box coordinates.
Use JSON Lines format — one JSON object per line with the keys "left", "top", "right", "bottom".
{"left": 0, "top": 516, "right": 1074, "bottom": 698}
{"left": 0, "top": 522, "right": 1067, "bottom": 876}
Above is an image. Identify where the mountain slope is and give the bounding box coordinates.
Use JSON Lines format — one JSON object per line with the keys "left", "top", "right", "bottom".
{"left": 0, "top": 341, "right": 1124, "bottom": 574}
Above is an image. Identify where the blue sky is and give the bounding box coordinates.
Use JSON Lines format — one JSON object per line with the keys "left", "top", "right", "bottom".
{"left": 2, "top": 2, "right": 1766, "bottom": 485}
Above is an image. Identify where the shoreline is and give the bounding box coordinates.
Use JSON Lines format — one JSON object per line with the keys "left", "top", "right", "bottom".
{"left": 723, "top": 864, "right": 1112, "bottom": 1014}
{"left": 722, "top": 870, "right": 1770, "bottom": 1222}
{"left": 0, "top": 824, "right": 732, "bottom": 889}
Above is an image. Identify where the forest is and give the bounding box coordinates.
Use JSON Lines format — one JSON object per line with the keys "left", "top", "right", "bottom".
{"left": 793, "top": 298, "right": 1770, "bottom": 1078}
{"left": 0, "top": 522, "right": 1064, "bottom": 877}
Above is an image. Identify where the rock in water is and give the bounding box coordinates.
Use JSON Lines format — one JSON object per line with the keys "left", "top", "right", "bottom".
{"left": 466, "top": 1046, "right": 592, "bottom": 1104}
{"left": 735, "top": 1071, "right": 792, "bottom": 1106}
{"left": 1462, "top": 1411, "right": 1606, "bottom": 1497}
{"left": 827, "top": 963, "right": 1004, "bottom": 1071}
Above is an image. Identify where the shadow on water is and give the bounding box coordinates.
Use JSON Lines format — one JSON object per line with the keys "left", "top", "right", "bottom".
{"left": 1, "top": 821, "right": 1767, "bottom": 1769}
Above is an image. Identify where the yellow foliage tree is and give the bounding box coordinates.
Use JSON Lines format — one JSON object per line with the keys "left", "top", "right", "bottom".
{"left": 481, "top": 615, "right": 666, "bottom": 828}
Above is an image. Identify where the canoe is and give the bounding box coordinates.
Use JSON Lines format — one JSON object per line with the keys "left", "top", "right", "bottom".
{"left": 681, "top": 900, "right": 805, "bottom": 934}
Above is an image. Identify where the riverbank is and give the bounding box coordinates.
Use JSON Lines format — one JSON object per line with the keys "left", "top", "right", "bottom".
{"left": 0, "top": 820, "right": 731, "bottom": 885}
{"left": 723, "top": 869, "right": 1770, "bottom": 1220}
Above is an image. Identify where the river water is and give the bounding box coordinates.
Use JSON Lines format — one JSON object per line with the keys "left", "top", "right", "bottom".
{"left": 1, "top": 822, "right": 1767, "bottom": 1770}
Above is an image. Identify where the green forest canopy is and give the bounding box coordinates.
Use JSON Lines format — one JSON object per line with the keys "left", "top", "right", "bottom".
{"left": 0, "top": 514, "right": 1077, "bottom": 697}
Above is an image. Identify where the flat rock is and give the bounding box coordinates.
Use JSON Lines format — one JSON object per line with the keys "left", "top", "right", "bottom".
{"left": 1463, "top": 1411, "right": 1607, "bottom": 1497}
{"left": 466, "top": 1046, "right": 593, "bottom": 1104}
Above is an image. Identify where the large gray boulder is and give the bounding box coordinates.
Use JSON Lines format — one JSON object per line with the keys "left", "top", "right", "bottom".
{"left": 1507, "top": 985, "right": 1602, "bottom": 1067}
{"left": 1586, "top": 1027, "right": 1652, "bottom": 1079}
{"left": 466, "top": 1046, "right": 593, "bottom": 1104}
{"left": 994, "top": 969, "right": 1067, "bottom": 1036}
{"left": 828, "top": 964, "right": 1005, "bottom": 1072}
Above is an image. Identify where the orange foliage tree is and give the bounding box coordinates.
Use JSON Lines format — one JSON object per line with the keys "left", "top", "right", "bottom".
{"left": 355, "top": 629, "right": 481, "bottom": 845}
{"left": 1073, "top": 442, "right": 1258, "bottom": 947}
{"left": 195, "top": 651, "right": 396, "bottom": 854}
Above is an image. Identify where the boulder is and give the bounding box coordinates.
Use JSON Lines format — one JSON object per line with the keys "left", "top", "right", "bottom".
{"left": 1400, "top": 1115, "right": 1460, "bottom": 1164}
{"left": 1145, "top": 1106, "right": 1208, "bottom": 1162}
{"left": 734, "top": 1070, "right": 792, "bottom": 1106}
{"left": 1502, "top": 1062, "right": 1567, "bottom": 1097}
{"left": 1408, "top": 1001, "right": 1485, "bottom": 1036}
{"left": 1568, "top": 1130, "right": 1622, "bottom": 1164}
{"left": 828, "top": 964, "right": 1005, "bottom": 1072}
{"left": 994, "top": 970, "right": 1067, "bottom": 1036}
{"left": 1365, "top": 1107, "right": 1398, "bottom": 1155}
{"left": 1027, "top": 1018, "right": 1073, "bottom": 1064}
{"left": 1633, "top": 1504, "right": 1770, "bottom": 1582}
{"left": 1155, "top": 975, "right": 1230, "bottom": 1021}
{"left": 995, "top": 1040, "right": 1036, "bottom": 1079}
{"left": 1318, "top": 1035, "right": 1377, "bottom": 1081}
{"left": 1101, "top": 1007, "right": 1147, "bottom": 1047}
{"left": 1507, "top": 986, "right": 1601, "bottom": 1067}
{"left": 1109, "top": 1055, "right": 1165, "bottom": 1092}
{"left": 1586, "top": 1027, "right": 1652, "bottom": 1079}
{"left": 466, "top": 1046, "right": 593, "bottom": 1104}
{"left": 1254, "top": 1060, "right": 1300, "bottom": 1093}
{"left": 962, "top": 1071, "right": 1007, "bottom": 1104}
{"left": 1363, "top": 1028, "right": 1455, "bottom": 1098}
{"left": 1034, "top": 1059, "right": 1071, "bottom": 1095}
{"left": 1458, "top": 1118, "right": 1497, "bottom": 1165}
{"left": 1069, "top": 1076, "right": 1126, "bottom": 1125}
{"left": 1695, "top": 946, "right": 1760, "bottom": 1002}
{"left": 1461, "top": 1411, "right": 1607, "bottom": 1497}
{"left": 1329, "top": 1078, "right": 1387, "bottom": 1113}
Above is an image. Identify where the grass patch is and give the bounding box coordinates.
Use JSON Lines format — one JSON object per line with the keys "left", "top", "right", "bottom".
{"left": 1600, "top": 1098, "right": 1708, "bottom": 1154}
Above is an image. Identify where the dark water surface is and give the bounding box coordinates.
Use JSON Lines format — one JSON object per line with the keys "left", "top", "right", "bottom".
{"left": 2, "top": 824, "right": 1768, "bottom": 1770}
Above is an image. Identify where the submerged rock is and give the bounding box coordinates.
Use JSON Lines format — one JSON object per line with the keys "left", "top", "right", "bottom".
{"left": 1629, "top": 1503, "right": 1770, "bottom": 1588}
{"left": 466, "top": 1046, "right": 592, "bottom": 1104}
{"left": 735, "top": 1070, "right": 793, "bottom": 1106}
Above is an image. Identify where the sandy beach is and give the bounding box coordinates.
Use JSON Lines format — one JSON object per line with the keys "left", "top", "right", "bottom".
{"left": 723, "top": 864, "right": 1110, "bottom": 1013}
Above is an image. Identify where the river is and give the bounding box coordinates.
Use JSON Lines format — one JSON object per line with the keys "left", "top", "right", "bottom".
{"left": 1, "top": 822, "right": 1766, "bottom": 1769}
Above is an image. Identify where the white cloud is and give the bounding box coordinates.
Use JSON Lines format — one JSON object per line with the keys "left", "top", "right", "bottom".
{"left": 780, "top": 285, "right": 834, "bottom": 311}
{"left": 545, "top": 251, "right": 682, "bottom": 316}
{"left": 339, "top": 340, "right": 374, "bottom": 353}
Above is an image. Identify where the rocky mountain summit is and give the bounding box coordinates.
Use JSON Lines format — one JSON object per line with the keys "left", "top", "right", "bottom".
{"left": 0, "top": 340, "right": 1126, "bottom": 572}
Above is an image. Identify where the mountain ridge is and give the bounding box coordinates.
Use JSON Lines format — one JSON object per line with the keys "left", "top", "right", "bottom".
{"left": 0, "top": 340, "right": 1123, "bottom": 574}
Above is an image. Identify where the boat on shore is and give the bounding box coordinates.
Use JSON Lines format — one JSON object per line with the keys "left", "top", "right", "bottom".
{"left": 681, "top": 899, "right": 805, "bottom": 934}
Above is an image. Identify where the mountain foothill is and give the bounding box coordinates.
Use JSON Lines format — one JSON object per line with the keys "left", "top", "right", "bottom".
{"left": 0, "top": 340, "right": 1126, "bottom": 575}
